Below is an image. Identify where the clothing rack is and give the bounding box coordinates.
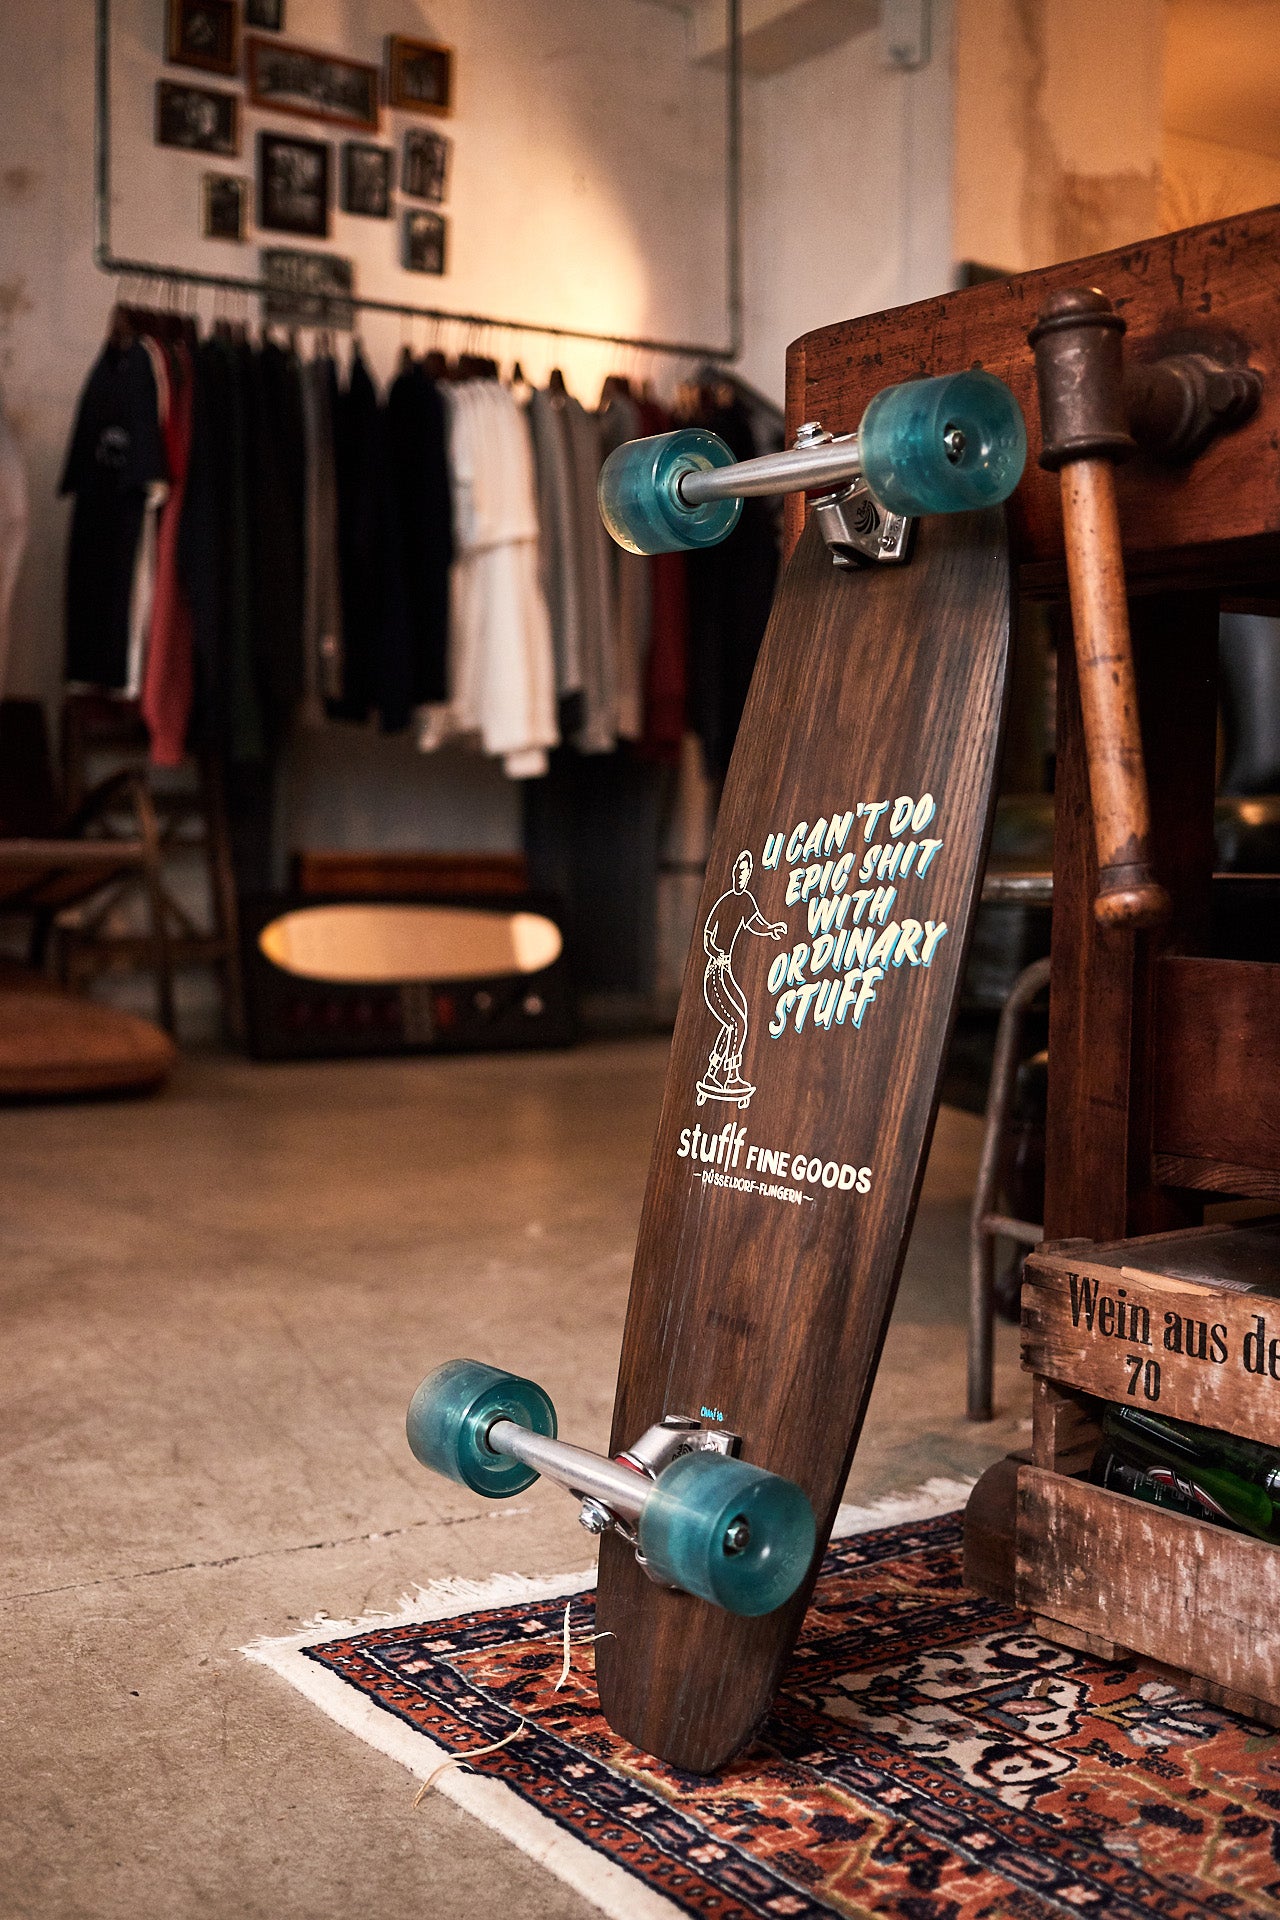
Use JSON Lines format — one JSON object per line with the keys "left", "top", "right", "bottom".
{"left": 93, "top": 0, "right": 744, "bottom": 366}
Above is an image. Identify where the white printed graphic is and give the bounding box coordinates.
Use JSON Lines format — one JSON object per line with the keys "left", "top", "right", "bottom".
{"left": 696, "top": 849, "right": 786, "bottom": 1112}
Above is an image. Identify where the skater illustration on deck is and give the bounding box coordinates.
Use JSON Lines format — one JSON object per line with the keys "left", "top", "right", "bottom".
{"left": 696, "top": 850, "right": 787, "bottom": 1111}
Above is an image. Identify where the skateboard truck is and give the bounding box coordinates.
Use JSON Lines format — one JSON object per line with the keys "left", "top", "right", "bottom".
{"left": 1030, "top": 286, "right": 1261, "bottom": 930}
{"left": 791, "top": 421, "right": 914, "bottom": 569}
{"left": 598, "top": 368, "right": 1027, "bottom": 566}
{"left": 406, "top": 1360, "right": 814, "bottom": 1617}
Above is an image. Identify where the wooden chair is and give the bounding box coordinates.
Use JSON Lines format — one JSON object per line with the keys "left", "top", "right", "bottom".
{"left": 0, "top": 698, "right": 175, "bottom": 1029}
{"left": 58, "top": 693, "right": 243, "bottom": 1041}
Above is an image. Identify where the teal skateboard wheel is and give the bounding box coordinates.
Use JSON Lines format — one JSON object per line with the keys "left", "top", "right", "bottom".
{"left": 858, "top": 369, "right": 1026, "bottom": 517}
{"left": 406, "top": 1358, "right": 557, "bottom": 1498}
{"left": 597, "top": 429, "right": 742, "bottom": 555}
{"left": 636, "top": 1451, "right": 816, "bottom": 1616}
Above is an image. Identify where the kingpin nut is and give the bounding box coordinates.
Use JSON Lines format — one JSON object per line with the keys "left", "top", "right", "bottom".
{"left": 578, "top": 1497, "right": 613, "bottom": 1535}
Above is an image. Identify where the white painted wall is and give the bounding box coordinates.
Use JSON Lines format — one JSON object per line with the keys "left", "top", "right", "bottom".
{"left": 738, "top": 0, "right": 956, "bottom": 402}
{"left": 954, "top": 0, "right": 1163, "bottom": 274}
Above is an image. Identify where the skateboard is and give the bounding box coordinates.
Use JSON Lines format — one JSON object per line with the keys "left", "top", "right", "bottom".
{"left": 406, "top": 369, "right": 1021, "bottom": 1771}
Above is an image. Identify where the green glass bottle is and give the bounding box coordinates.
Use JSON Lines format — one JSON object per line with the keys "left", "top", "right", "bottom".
{"left": 1101, "top": 1405, "right": 1280, "bottom": 1543}
{"left": 1091, "top": 1449, "right": 1236, "bottom": 1529}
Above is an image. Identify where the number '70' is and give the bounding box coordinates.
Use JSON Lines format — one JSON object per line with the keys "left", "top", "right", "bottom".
{"left": 1124, "top": 1354, "right": 1161, "bottom": 1401}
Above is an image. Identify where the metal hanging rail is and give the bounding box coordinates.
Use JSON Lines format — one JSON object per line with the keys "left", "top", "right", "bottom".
{"left": 93, "top": 0, "right": 743, "bottom": 363}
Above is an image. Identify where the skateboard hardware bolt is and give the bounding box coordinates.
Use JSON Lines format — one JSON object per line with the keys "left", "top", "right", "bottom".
{"left": 722, "top": 1516, "right": 751, "bottom": 1555}
{"left": 579, "top": 1497, "right": 613, "bottom": 1535}
{"left": 793, "top": 420, "right": 832, "bottom": 448}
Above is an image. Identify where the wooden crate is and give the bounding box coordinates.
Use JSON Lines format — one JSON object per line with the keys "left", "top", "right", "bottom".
{"left": 966, "top": 1218, "right": 1280, "bottom": 1726}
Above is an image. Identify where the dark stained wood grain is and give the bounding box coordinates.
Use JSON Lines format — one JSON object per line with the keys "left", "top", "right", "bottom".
{"left": 783, "top": 333, "right": 806, "bottom": 561}
{"left": 1043, "top": 593, "right": 1218, "bottom": 1242}
{"left": 962, "top": 1455, "right": 1020, "bottom": 1605}
{"left": 1030, "top": 1376, "right": 1101, "bottom": 1476}
{"left": 1153, "top": 956, "right": 1280, "bottom": 1180}
{"left": 594, "top": 511, "right": 1012, "bottom": 1771}
{"left": 783, "top": 207, "right": 1280, "bottom": 589}
{"left": 1023, "top": 1252, "right": 1280, "bottom": 1447}
{"left": 1017, "top": 1464, "right": 1280, "bottom": 1719}
{"left": 1056, "top": 461, "right": 1166, "bottom": 928}
{"left": 1041, "top": 627, "right": 1133, "bottom": 1243}
{"left": 1153, "top": 1153, "right": 1280, "bottom": 1200}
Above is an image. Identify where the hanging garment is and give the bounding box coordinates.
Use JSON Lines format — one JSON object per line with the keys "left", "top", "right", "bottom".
{"left": 179, "top": 333, "right": 261, "bottom": 764}
{"left": 247, "top": 339, "right": 306, "bottom": 750}
{"left": 178, "top": 334, "right": 279, "bottom": 889}
{"left": 178, "top": 335, "right": 228, "bottom": 751}
{"left": 0, "top": 394, "right": 29, "bottom": 699}
{"left": 299, "top": 353, "right": 344, "bottom": 719}
{"left": 386, "top": 359, "right": 454, "bottom": 710}
{"left": 61, "top": 336, "right": 167, "bottom": 691}
{"left": 419, "top": 380, "right": 556, "bottom": 778}
{"left": 372, "top": 392, "right": 414, "bottom": 736}
{"left": 527, "top": 387, "right": 583, "bottom": 703}
{"left": 331, "top": 346, "right": 382, "bottom": 723}
{"left": 598, "top": 389, "right": 649, "bottom": 741}
{"left": 684, "top": 396, "right": 779, "bottom": 781}
{"left": 141, "top": 333, "right": 196, "bottom": 766}
{"left": 124, "top": 334, "right": 172, "bottom": 699}
{"left": 635, "top": 397, "right": 688, "bottom": 766}
{"left": 562, "top": 396, "right": 617, "bottom": 753}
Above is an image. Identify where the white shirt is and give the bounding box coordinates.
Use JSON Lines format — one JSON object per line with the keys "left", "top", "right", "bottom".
{"left": 417, "top": 382, "right": 557, "bottom": 780}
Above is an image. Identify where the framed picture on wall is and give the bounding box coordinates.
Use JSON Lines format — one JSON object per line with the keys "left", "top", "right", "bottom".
{"left": 246, "top": 37, "right": 379, "bottom": 132}
{"left": 401, "top": 129, "right": 449, "bottom": 204}
{"left": 167, "top": 0, "right": 238, "bottom": 76}
{"left": 155, "top": 80, "right": 239, "bottom": 155}
{"left": 404, "top": 208, "right": 447, "bottom": 276}
{"left": 202, "top": 171, "right": 248, "bottom": 240}
{"left": 261, "top": 248, "right": 354, "bottom": 329}
{"left": 257, "top": 131, "right": 330, "bottom": 238}
{"left": 341, "top": 143, "right": 392, "bottom": 219}
{"left": 386, "top": 36, "right": 453, "bottom": 116}
{"left": 245, "top": 0, "right": 283, "bottom": 27}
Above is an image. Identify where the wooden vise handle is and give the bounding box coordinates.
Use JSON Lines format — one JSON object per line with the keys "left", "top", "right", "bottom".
{"left": 1029, "top": 288, "right": 1170, "bottom": 930}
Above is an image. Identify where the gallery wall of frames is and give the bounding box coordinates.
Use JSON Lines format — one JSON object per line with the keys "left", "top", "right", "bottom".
{"left": 159, "top": 0, "right": 454, "bottom": 313}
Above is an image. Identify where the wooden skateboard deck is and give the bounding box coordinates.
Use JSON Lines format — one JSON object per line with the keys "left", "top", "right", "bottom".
{"left": 594, "top": 507, "right": 1012, "bottom": 1771}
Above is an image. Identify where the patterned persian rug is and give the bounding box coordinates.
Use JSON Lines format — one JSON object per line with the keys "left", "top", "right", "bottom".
{"left": 246, "top": 1484, "right": 1280, "bottom": 1919}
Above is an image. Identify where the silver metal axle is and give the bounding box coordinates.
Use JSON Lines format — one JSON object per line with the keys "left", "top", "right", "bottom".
{"left": 676, "top": 419, "right": 915, "bottom": 568}
{"left": 487, "top": 1419, "right": 651, "bottom": 1523}
{"left": 678, "top": 432, "right": 863, "bottom": 505}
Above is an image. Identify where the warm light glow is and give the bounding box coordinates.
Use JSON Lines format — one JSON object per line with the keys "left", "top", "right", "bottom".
{"left": 258, "top": 905, "right": 562, "bottom": 982}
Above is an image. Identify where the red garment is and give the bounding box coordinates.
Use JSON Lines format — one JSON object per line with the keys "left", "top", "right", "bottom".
{"left": 142, "top": 339, "right": 195, "bottom": 766}
{"left": 636, "top": 400, "right": 688, "bottom": 766}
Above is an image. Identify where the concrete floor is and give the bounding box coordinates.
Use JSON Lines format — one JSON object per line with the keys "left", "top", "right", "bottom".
{"left": 0, "top": 1038, "right": 1030, "bottom": 1919}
